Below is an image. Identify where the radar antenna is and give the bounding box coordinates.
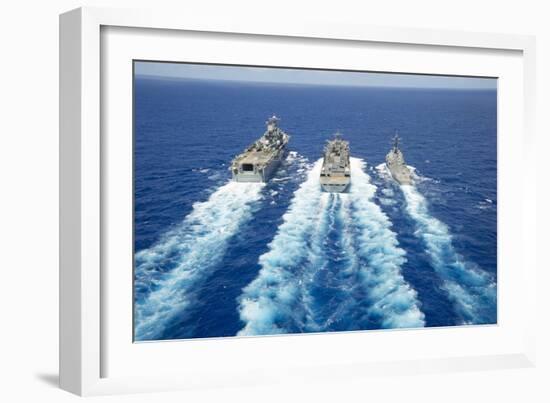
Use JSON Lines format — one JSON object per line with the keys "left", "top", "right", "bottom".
{"left": 266, "top": 115, "right": 280, "bottom": 134}
{"left": 266, "top": 114, "right": 280, "bottom": 126}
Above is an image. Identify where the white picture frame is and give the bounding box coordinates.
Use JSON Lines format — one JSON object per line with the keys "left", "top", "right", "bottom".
{"left": 59, "top": 6, "right": 537, "bottom": 396}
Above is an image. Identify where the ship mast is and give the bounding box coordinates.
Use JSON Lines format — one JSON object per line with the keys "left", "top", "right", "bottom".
{"left": 266, "top": 115, "right": 280, "bottom": 133}
{"left": 392, "top": 131, "right": 401, "bottom": 152}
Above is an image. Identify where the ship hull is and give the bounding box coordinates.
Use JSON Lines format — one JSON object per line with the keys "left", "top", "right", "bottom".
{"left": 386, "top": 161, "right": 413, "bottom": 185}
{"left": 319, "top": 135, "right": 351, "bottom": 193}
{"left": 232, "top": 146, "right": 287, "bottom": 183}
{"left": 385, "top": 148, "right": 413, "bottom": 185}
{"left": 320, "top": 180, "right": 350, "bottom": 193}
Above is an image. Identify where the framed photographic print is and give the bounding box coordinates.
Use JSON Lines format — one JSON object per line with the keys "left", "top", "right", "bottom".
{"left": 60, "top": 7, "right": 537, "bottom": 396}
{"left": 132, "top": 61, "right": 497, "bottom": 341}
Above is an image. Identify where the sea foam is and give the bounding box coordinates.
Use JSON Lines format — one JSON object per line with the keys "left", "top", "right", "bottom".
{"left": 237, "top": 160, "right": 327, "bottom": 335}
{"left": 238, "top": 158, "right": 425, "bottom": 336}
{"left": 134, "top": 180, "right": 264, "bottom": 340}
{"left": 347, "top": 158, "right": 425, "bottom": 329}
{"left": 401, "top": 185, "right": 496, "bottom": 324}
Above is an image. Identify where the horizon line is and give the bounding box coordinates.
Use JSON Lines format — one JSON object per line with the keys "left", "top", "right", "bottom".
{"left": 135, "top": 73, "right": 497, "bottom": 91}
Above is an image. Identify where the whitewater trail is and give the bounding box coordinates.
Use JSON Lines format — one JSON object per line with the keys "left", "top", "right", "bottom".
{"left": 237, "top": 159, "right": 328, "bottom": 335}
{"left": 303, "top": 193, "right": 361, "bottom": 331}
{"left": 134, "top": 180, "right": 264, "bottom": 340}
{"left": 300, "top": 192, "right": 341, "bottom": 332}
{"left": 400, "top": 184, "right": 496, "bottom": 324}
{"left": 238, "top": 158, "right": 425, "bottom": 336}
{"left": 346, "top": 158, "right": 425, "bottom": 328}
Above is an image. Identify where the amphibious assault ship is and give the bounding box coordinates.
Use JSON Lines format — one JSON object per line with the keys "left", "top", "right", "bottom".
{"left": 320, "top": 133, "right": 351, "bottom": 193}
{"left": 385, "top": 134, "right": 413, "bottom": 185}
{"left": 231, "top": 115, "right": 290, "bottom": 182}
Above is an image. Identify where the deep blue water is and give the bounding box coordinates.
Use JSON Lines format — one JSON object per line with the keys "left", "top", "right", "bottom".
{"left": 133, "top": 76, "right": 497, "bottom": 341}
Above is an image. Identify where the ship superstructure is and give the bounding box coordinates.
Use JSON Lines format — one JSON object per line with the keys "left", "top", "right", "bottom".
{"left": 320, "top": 133, "right": 351, "bottom": 193}
{"left": 385, "top": 134, "right": 413, "bottom": 185}
{"left": 231, "top": 115, "right": 290, "bottom": 183}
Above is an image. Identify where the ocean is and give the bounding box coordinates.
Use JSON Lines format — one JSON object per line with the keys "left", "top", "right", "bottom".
{"left": 133, "top": 76, "right": 497, "bottom": 341}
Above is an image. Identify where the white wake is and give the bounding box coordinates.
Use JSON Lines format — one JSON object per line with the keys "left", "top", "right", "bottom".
{"left": 347, "top": 158, "right": 425, "bottom": 328}
{"left": 238, "top": 158, "right": 425, "bottom": 336}
{"left": 401, "top": 185, "right": 496, "bottom": 324}
{"left": 237, "top": 160, "right": 327, "bottom": 336}
{"left": 134, "top": 180, "right": 264, "bottom": 340}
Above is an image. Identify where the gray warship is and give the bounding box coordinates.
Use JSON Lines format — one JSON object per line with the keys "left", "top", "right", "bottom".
{"left": 231, "top": 115, "right": 290, "bottom": 182}
{"left": 385, "top": 134, "right": 413, "bottom": 185}
{"left": 320, "top": 133, "right": 351, "bottom": 193}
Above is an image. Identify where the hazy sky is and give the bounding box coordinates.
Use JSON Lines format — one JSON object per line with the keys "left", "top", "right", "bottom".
{"left": 135, "top": 61, "right": 497, "bottom": 90}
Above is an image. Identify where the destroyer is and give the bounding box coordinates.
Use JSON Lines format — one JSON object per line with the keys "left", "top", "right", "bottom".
{"left": 320, "top": 133, "right": 351, "bottom": 193}
{"left": 231, "top": 115, "right": 290, "bottom": 182}
{"left": 385, "top": 134, "right": 413, "bottom": 185}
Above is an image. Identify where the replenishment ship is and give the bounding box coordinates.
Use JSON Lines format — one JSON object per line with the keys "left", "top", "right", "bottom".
{"left": 231, "top": 115, "right": 290, "bottom": 182}
{"left": 385, "top": 134, "right": 413, "bottom": 185}
{"left": 320, "top": 133, "right": 351, "bottom": 193}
